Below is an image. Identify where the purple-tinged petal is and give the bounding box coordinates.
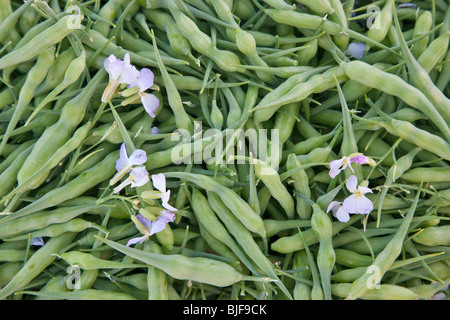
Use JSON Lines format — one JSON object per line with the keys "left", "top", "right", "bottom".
{"left": 136, "top": 213, "right": 153, "bottom": 231}
{"left": 148, "top": 218, "right": 168, "bottom": 236}
{"left": 141, "top": 93, "right": 159, "bottom": 118}
{"left": 350, "top": 155, "right": 368, "bottom": 164}
{"left": 326, "top": 201, "right": 341, "bottom": 214}
{"left": 343, "top": 194, "right": 358, "bottom": 214}
{"left": 115, "top": 143, "right": 128, "bottom": 171}
{"left": 344, "top": 42, "right": 366, "bottom": 59}
{"left": 150, "top": 126, "right": 159, "bottom": 134}
{"left": 355, "top": 195, "right": 374, "bottom": 214}
{"left": 118, "top": 65, "right": 140, "bottom": 85}
{"left": 148, "top": 211, "right": 176, "bottom": 235}
{"left": 398, "top": 3, "right": 416, "bottom": 8}
{"left": 104, "top": 54, "right": 124, "bottom": 81}
{"left": 152, "top": 173, "right": 167, "bottom": 193}
{"left": 160, "top": 210, "right": 176, "bottom": 223}
{"left": 128, "top": 149, "right": 147, "bottom": 166}
{"left": 336, "top": 206, "right": 350, "bottom": 222}
{"left": 126, "top": 235, "right": 147, "bottom": 247}
{"left": 30, "top": 237, "right": 45, "bottom": 246}
{"left": 346, "top": 175, "right": 358, "bottom": 193}
{"left": 136, "top": 68, "right": 154, "bottom": 92}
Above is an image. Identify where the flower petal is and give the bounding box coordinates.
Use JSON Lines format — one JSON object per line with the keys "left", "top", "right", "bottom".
{"left": 355, "top": 195, "right": 374, "bottom": 214}
{"left": 346, "top": 175, "right": 358, "bottom": 193}
{"left": 148, "top": 216, "right": 169, "bottom": 236}
{"left": 343, "top": 194, "right": 358, "bottom": 214}
{"left": 150, "top": 126, "right": 159, "bottom": 134}
{"left": 151, "top": 173, "right": 166, "bottom": 193}
{"left": 118, "top": 65, "right": 140, "bottom": 85}
{"left": 30, "top": 237, "right": 45, "bottom": 246}
{"left": 350, "top": 155, "right": 368, "bottom": 164}
{"left": 161, "top": 190, "right": 177, "bottom": 212}
{"left": 128, "top": 149, "right": 147, "bottom": 166}
{"left": 336, "top": 206, "right": 350, "bottom": 222}
{"left": 115, "top": 143, "right": 128, "bottom": 171}
{"left": 135, "top": 214, "right": 153, "bottom": 232}
{"left": 326, "top": 201, "right": 341, "bottom": 213}
{"left": 358, "top": 186, "right": 373, "bottom": 195}
{"left": 104, "top": 54, "right": 124, "bottom": 81}
{"left": 130, "top": 166, "right": 149, "bottom": 188}
{"left": 141, "top": 93, "right": 159, "bottom": 118}
{"left": 136, "top": 68, "right": 154, "bottom": 92}
{"left": 344, "top": 42, "right": 366, "bottom": 59}
{"left": 160, "top": 210, "right": 176, "bottom": 223}
{"left": 126, "top": 235, "right": 147, "bottom": 247}
{"left": 329, "top": 158, "right": 344, "bottom": 178}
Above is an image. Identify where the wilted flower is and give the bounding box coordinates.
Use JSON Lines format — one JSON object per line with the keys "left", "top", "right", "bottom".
{"left": 102, "top": 53, "right": 139, "bottom": 103}
{"left": 126, "top": 211, "right": 176, "bottom": 247}
{"left": 342, "top": 175, "right": 374, "bottom": 215}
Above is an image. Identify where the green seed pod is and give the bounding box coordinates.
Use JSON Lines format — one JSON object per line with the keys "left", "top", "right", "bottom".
{"left": 413, "top": 225, "right": 450, "bottom": 247}
{"left": 411, "top": 11, "right": 433, "bottom": 58}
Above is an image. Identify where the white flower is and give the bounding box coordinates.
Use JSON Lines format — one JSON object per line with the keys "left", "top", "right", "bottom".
{"left": 102, "top": 53, "right": 139, "bottom": 103}
{"left": 329, "top": 154, "right": 369, "bottom": 178}
{"left": 110, "top": 143, "right": 147, "bottom": 186}
{"left": 112, "top": 166, "right": 149, "bottom": 194}
{"left": 326, "top": 201, "right": 350, "bottom": 222}
{"left": 151, "top": 173, "right": 177, "bottom": 212}
{"left": 129, "top": 68, "right": 159, "bottom": 118}
{"left": 126, "top": 211, "right": 176, "bottom": 247}
{"left": 342, "top": 175, "right": 374, "bottom": 215}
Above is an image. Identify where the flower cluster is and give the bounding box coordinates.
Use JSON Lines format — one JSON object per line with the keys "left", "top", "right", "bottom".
{"left": 102, "top": 53, "right": 159, "bottom": 118}
{"left": 107, "top": 144, "right": 177, "bottom": 246}
{"left": 125, "top": 173, "right": 178, "bottom": 247}
{"left": 102, "top": 53, "right": 176, "bottom": 246}
{"left": 326, "top": 154, "right": 374, "bottom": 222}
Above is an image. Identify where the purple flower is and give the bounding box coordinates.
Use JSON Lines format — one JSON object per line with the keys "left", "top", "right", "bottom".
{"left": 151, "top": 173, "right": 177, "bottom": 212}
{"left": 102, "top": 53, "right": 139, "bottom": 103}
{"left": 126, "top": 211, "right": 176, "bottom": 246}
{"left": 342, "top": 175, "right": 374, "bottom": 215}
{"left": 329, "top": 154, "right": 369, "bottom": 178}
{"left": 326, "top": 201, "right": 350, "bottom": 222}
